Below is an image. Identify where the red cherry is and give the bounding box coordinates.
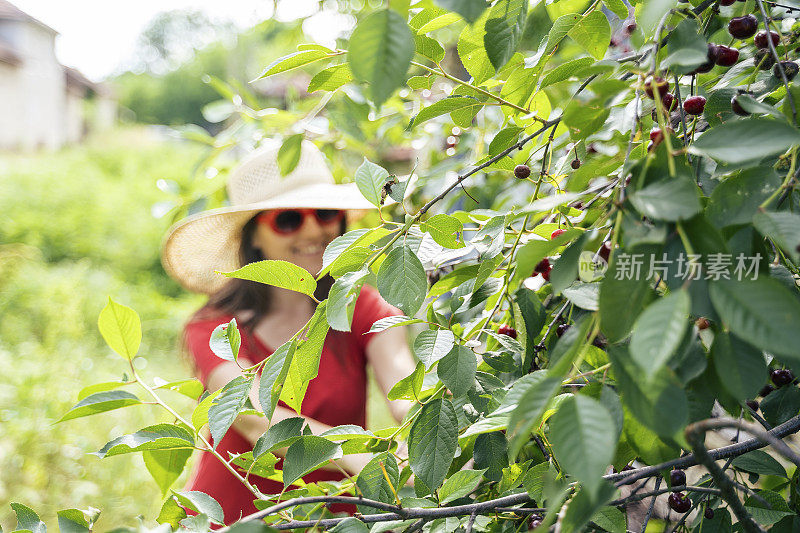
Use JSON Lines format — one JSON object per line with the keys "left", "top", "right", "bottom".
{"left": 714, "top": 45, "right": 739, "bottom": 67}
{"left": 771, "top": 368, "right": 794, "bottom": 387}
{"left": 570, "top": 158, "right": 581, "bottom": 169}
{"left": 728, "top": 15, "right": 758, "bottom": 39}
{"left": 556, "top": 324, "right": 570, "bottom": 337}
{"left": 534, "top": 258, "right": 551, "bottom": 274}
{"left": 542, "top": 269, "right": 550, "bottom": 281}
{"left": 720, "top": 0, "right": 735, "bottom": 4}
{"left": 661, "top": 92, "right": 677, "bottom": 111}
{"left": 695, "top": 317, "right": 710, "bottom": 330}
{"left": 704, "top": 507, "right": 715, "bottom": 519}
{"left": 755, "top": 30, "right": 780, "bottom": 49}
{"left": 668, "top": 492, "right": 692, "bottom": 513}
{"left": 514, "top": 164, "right": 531, "bottom": 179}
{"left": 643, "top": 76, "right": 669, "bottom": 99}
{"left": 498, "top": 324, "right": 517, "bottom": 339}
{"left": 551, "top": 229, "right": 567, "bottom": 240}
{"left": 670, "top": 469, "right": 686, "bottom": 489}
{"left": 683, "top": 96, "right": 706, "bottom": 116}
{"left": 598, "top": 241, "right": 612, "bottom": 262}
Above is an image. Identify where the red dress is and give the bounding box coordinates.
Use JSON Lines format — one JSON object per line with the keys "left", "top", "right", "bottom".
{"left": 183, "top": 285, "right": 401, "bottom": 525}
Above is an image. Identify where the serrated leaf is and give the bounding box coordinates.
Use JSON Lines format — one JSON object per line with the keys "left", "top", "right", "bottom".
{"left": 709, "top": 278, "right": 800, "bottom": 365}
{"left": 420, "top": 214, "right": 465, "bottom": 249}
{"left": 483, "top": 0, "right": 528, "bottom": 70}
{"left": 209, "top": 318, "right": 241, "bottom": 363}
{"left": 327, "top": 269, "right": 370, "bottom": 331}
{"left": 258, "top": 339, "right": 297, "bottom": 420}
{"left": 95, "top": 424, "right": 194, "bottom": 458}
{"left": 711, "top": 332, "right": 767, "bottom": 402}
{"left": 732, "top": 450, "right": 788, "bottom": 478}
{"left": 354, "top": 157, "right": 392, "bottom": 207}
{"left": 56, "top": 509, "right": 90, "bottom": 533}
{"left": 413, "top": 329, "right": 456, "bottom": 368}
{"left": 376, "top": 246, "right": 427, "bottom": 317}
{"left": 144, "top": 447, "right": 193, "bottom": 497}
{"left": 58, "top": 391, "right": 142, "bottom": 423}
{"left": 253, "top": 417, "right": 305, "bottom": 458}
{"left": 408, "top": 96, "right": 483, "bottom": 129}
{"left": 753, "top": 211, "right": 800, "bottom": 262}
{"left": 567, "top": 11, "right": 610, "bottom": 60}
{"left": 388, "top": 361, "right": 425, "bottom": 401}
{"left": 415, "top": 34, "right": 445, "bottom": 63}
{"left": 10, "top": 503, "right": 45, "bottom": 533}
{"left": 540, "top": 57, "right": 594, "bottom": 88}
{"left": 153, "top": 378, "right": 204, "bottom": 400}
{"left": 98, "top": 297, "right": 141, "bottom": 360}
{"left": 629, "top": 290, "right": 690, "bottom": 377}
{"left": 191, "top": 389, "right": 221, "bottom": 432}
{"left": 549, "top": 395, "right": 616, "bottom": 494}
{"left": 408, "top": 399, "right": 458, "bottom": 492}
{"left": 437, "top": 344, "right": 477, "bottom": 398}
{"left": 507, "top": 373, "right": 561, "bottom": 461}
{"left": 348, "top": 10, "right": 415, "bottom": 107}
{"left": 173, "top": 491, "right": 224, "bottom": 526}
{"left": 629, "top": 178, "right": 702, "bottom": 221}
{"left": 356, "top": 452, "right": 399, "bottom": 509}
{"left": 688, "top": 118, "right": 800, "bottom": 164}
{"left": 281, "top": 301, "right": 329, "bottom": 412}
{"left": 369, "top": 315, "right": 422, "bottom": 333}
{"left": 435, "top": 0, "right": 488, "bottom": 23}
{"left": 439, "top": 469, "right": 487, "bottom": 504}
{"left": 283, "top": 436, "right": 343, "bottom": 487}
{"left": 257, "top": 50, "right": 331, "bottom": 79}
{"left": 457, "top": 10, "right": 495, "bottom": 84}
{"left": 218, "top": 260, "right": 316, "bottom": 297}
{"left": 308, "top": 63, "right": 353, "bottom": 92}
{"left": 208, "top": 376, "right": 252, "bottom": 446}
{"left": 744, "top": 490, "right": 793, "bottom": 526}
{"left": 330, "top": 518, "right": 370, "bottom": 533}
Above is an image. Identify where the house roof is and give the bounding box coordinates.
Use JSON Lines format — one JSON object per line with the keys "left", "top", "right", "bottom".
{"left": 0, "top": 0, "right": 58, "bottom": 34}
{"left": 0, "top": 38, "right": 20, "bottom": 66}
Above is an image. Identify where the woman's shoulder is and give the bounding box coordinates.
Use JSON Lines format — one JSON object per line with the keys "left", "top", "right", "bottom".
{"left": 184, "top": 309, "right": 237, "bottom": 337}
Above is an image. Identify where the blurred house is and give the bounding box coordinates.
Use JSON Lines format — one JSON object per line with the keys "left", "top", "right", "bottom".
{"left": 0, "top": 0, "right": 116, "bottom": 150}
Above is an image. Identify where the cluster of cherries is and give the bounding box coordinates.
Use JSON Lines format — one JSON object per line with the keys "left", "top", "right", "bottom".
{"left": 667, "top": 470, "right": 716, "bottom": 517}
{"left": 747, "top": 368, "right": 796, "bottom": 412}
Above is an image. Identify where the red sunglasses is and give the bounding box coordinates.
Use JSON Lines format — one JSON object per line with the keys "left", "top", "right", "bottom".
{"left": 256, "top": 209, "right": 345, "bottom": 235}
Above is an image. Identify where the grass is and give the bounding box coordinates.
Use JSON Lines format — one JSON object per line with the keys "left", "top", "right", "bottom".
{"left": 0, "top": 127, "right": 395, "bottom": 531}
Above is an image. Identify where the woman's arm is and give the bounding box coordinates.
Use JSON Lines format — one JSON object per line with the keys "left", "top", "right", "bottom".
{"left": 206, "top": 361, "right": 372, "bottom": 475}
{"left": 364, "top": 326, "right": 417, "bottom": 423}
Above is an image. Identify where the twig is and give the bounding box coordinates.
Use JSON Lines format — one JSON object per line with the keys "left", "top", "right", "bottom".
{"left": 639, "top": 476, "right": 661, "bottom": 533}
{"left": 609, "top": 485, "right": 720, "bottom": 507}
{"left": 754, "top": 0, "right": 797, "bottom": 125}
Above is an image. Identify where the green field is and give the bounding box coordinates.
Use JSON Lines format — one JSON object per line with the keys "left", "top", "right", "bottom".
{"left": 0, "top": 128, "right": 398, "bottom": 530}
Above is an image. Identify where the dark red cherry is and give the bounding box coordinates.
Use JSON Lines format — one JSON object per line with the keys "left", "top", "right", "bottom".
{"left": 556, "top": 324, "right": 570, "bottom": 337}
{"left": 683, "top": 96, "right": 706, "bottom": 116}
{"left": 759, "top": 384, "right": 774, "bottom": 397}
{"left": 551, "top": 229, "right": 566, "bottom": 240}
{"left": 534, "top": 258, "right": 551, "bottom": 274}
{"left": 668, "top": 492, "right": 692, "bottom": 513}
{"left": 598, "top": 241, "right": 612, "bottom": 262}
{"left": 728, "top": 15, "right": 758, "bottom": 40}
{"left": 514, "top": 164, "right": 531, "bottom": 179}
{"left": 714, "top": 45, "right": 740, "bottom": 67}
{"left": 661, "top": 92, "right": 677, "bottom": 111}
{"left": 746, "top": 399, "right": 759, "bottom": 411}
{"left": 720, "top": 0, "right": 735, "bottom": 4}
{"left": 771, "top": 368, "right": 794, "bottom": 387}
{"left": 704, "top": 507, "right": 715, "bottom": 519}
{"left": 731, "top": 95, "right": 750, "bottom": 116}
{"left": 670, "top": 469, "right": 686, "bottom": 489}
{"left": 695, "top": 317, "right": 710, "bottom": 330}
{"left": 498, "top": 324, "right": 517, "bottom": 339}
{"left": 755, "top": 30, "right": 780, "bottom": 49}
{"left": 643, "top": 76, "right": 669, "bottom": 99}
{"left": 571, "top": 158, "right": 581, "bottom": 169}
{"left": 774, "top": 61, "right": 799, "bottom": 81}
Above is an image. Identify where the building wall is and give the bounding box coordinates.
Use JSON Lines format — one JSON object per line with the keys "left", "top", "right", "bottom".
{"left": 0, "top": 19, "right": 22, "bottom": 150}
{"left": 64, "top": 85, "right": 83, "bottom": 144}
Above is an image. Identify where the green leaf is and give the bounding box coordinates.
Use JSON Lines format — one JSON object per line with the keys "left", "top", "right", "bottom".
{"left": 208, "top": 376, "right": 252, "bottom": 446}
{"left": 567, "top": 11, "right": 610, "bottom": 60}
{"left": 732, "top": 450, "right": 788, "bottom": 478}
{"left": 257, "top": 49, "right": 331, "bottom": 79}
{"left": 413, "top": 9, "right": 461, "bottom": 33}
{"left": 10, "top": 503, "right": 46, "bottom": 533}
{"left": 173, "top": 491, "right": 225, "bottom": 525}
{"left": 688, "top": 119, "right": 800, "bottom": 164}
{"left": 549, "top": 395, "right": 616, "bottom": 494}
{"left": 744, "top": 490, "right": 793, "bottom": 526}
{"left": 562, "top": 99, "right": 609, "bottom": 141}
{"left": 753, "top": 211, "right": 800, "bottom": 262}
{"left": 143, "top": 447, "right": 193, "bottom": 496}
{"left": 435, "top": 0, "right": 488, "bottom": 23}
{"left": 663, "top": 19, "right": 707, "bottom": 71}
{"left": 591, "top": 505, "right": 627, "bottom": 533}
{"left": 540, "top": 57, "right": 594, "bottom": 89}
{"left": 483, "top": 0, "right": 528, "bottom": 70}
{"left": 408, "top": 399, "right": 458, "bottom": 492}
{"left": 420, "top": 214, "right": 465, "bottom": 249}
{"left": 191, "top": 389, "right": 221, "bottom": 432}
{"left": 561, "top": 481, "right": 617, "bottom": 532}
{"left": 711, "top": 332, "right": 767, "bottom": 402}
{"left": 604, "top": 0, "right": 628, "bottom": 19}
{"left": 277, "top": 134, "right": 304, "bottom": 176}
{"left": 376, "top": 246, "right": 427, "bottom": 317}
{"left": 253, "top": 417, "right": 305, "bottom": 458}
{"left": 705, "top": 167, "right": 781, "bottom": 228}
{"left": 413, "top": 329, "right": 456, "bottom": 368}
{"left": 437, "top": 344, "right": 477, "bottom": 398}
{"left": 258, "top": 339, "right": 297, "bottom": 420}
{"left": 356, "top": 452, "right": 399, "bottom": 509}
{"left": 598, "top": 245, "right": 656, "bottom": 342}
{"left": 369, "top": 315, "right": 423, "bottom": 333}
{"left": 408, "top": 96, "right": 483, "bottom": 129}
{"left": 439, "top": 469, "right": 487, "bottom": 504}
{"left": 550, "top": 232, "right": 589, "bottom": 295}
{"left": 639, "top": 0, "right": 677, "bottom": 36}
{"left": 545, "top": 14, "right": 582, "bottom": 57}
{"left": 457, "top": 9, "right": 495, "bottom": 84}
{"left": 760, "top": 385, "right": 800, "bottom": 426}
{"left": 58, "top": 391, "right": 141, "bottom": 422}
{"left": 629, "top": 290, "right": 690, "bottom": 377}
{"left": 283, "top": 436, "right": 343, "bottom": 487}
{"left": 281, "top": 301, "right": 329, "bottom": 412}
{"left": 629, "top": 177, "right": 702, "bottom": 221}
{"left": 97, "top": 297, "right": 141, "bottom": 361}
{"left": 354, "top": 157, "right": 391, "bottom": 207}
{"left": 77, "top": 380, "right": 129, "bottom": 400}
{"left": 94, "top": 424, "right": 194, "bottom": 458}
{"left": 709, "top": 278, "right": 800, "bottom": 365}
{"left": 56, "top": 510, "right": 90, "bottom": 533}
{"left": 209, "top": 318, "right": 241, "bottom": 363}
{"left": 407, "top": 75, "right": 433, "bottom": 89}
{"left": 507, "top": 373, "right": 561, "bottom": 461}
{"left": 415, "top": 34, "right": 445, "bottom": 63}
{"left": 330, "top": 518, "right": 370, "bottom": 533}
{"left": 218, "top": 260, "right": 316, "bottom": 297}
{"left": 308, "top": 63, "right": 353, "bottom": 93}
{"left": 388, "top": 361, "right": 425, "bottom": 401}
{"left": 153, "top": 378, "right": 204, "bottom": 400}
{"left": 327, "top": 269, "right": 370, "bottom": 331}
{"left": 348, "top": 10, "right": 415, "bottom": 107}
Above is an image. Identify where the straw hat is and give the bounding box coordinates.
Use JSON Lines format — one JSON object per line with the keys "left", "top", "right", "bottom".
{"left": 161, "top": 140, "right": 376, "bottom": 294}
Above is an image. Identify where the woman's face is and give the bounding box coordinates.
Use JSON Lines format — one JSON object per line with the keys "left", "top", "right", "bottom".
{"left": 250, "top": 210, "right": 342, "bottom": 275}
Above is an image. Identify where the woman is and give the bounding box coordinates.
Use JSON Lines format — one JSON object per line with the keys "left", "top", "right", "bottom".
{"left": 161, "top": 140, "right": 417, "bottom": 525}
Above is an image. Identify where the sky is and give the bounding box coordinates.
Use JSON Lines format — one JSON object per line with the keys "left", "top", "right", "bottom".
{"left": 9, "top": 0, "right": 326, "bottom": 81}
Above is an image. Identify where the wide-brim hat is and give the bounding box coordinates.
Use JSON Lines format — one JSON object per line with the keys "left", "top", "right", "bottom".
{"left": 161, "top": 140, "right": 376, "bottom": 294}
